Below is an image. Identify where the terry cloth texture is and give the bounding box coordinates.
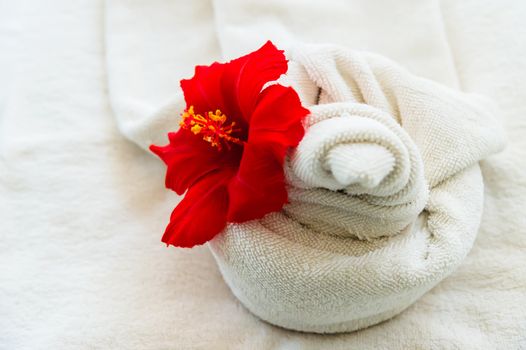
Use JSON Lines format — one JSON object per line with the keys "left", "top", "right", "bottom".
{"left": 2, "top": 0, "right": 526, "bottom": 348}
{"left": 208, "top": 44, "right": 506, "bottom": 333}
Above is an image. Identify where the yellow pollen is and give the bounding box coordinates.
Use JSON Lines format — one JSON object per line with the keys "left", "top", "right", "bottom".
{"left": 179, "top": 105, "right": 243, "bottom": 150}
{"left": 190, "top": 124, "right": 202, "bottom": 134}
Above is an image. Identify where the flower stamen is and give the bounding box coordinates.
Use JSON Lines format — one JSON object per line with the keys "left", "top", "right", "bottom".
{"left": 180, "top": 106, "right": 243, "bottom": 150}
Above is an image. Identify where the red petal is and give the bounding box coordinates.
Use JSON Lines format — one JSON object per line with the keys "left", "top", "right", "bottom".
{"left": 162, "top": 170, "right": 233, "bottom": 248}
{"left": 150, "top": 130, "right": 239, "bottom": 195}
{"left": 222, "top": 41, "right": 288, "bottom": 123}
{"left": 226, "top": 142, "right": 288, "bottom": 222}
{"left": 180, "top": 62, "right": 227, "bottom": 115}
{"left": 248, "top": 84, "right": 308, "bottom": 148}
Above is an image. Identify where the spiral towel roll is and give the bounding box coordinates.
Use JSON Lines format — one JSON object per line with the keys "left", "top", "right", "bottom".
{"left": 209, "top": 44, "right": 506, "bottom": 333}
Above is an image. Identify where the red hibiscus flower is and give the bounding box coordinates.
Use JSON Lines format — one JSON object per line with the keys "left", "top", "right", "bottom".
{"left": 150, "top": 41, "right": 309, "bottom": 248}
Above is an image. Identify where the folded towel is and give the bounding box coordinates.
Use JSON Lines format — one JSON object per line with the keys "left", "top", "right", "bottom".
{"left": 285, "top": 103, "right": 427, "bottom": 240}
{"left": 209, "top": 43, "right": 506, "bottom": 333}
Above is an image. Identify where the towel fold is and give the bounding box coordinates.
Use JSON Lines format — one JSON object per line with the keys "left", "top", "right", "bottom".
{"left": 209, "top": 43, "right": 506, "bottom": 333}
{"left": 285, "top": 103, "right": 427, "bottom": 240}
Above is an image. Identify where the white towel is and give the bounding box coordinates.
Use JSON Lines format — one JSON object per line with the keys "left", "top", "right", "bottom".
{"left": 209, "top": 43, "right": 506, "bottom": 333}
{"left": 2, "top": 0, "right": 524, "bottom": 348}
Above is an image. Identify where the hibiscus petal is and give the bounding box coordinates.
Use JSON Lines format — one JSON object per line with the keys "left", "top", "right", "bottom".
{"left": 180, "top": 62, "right": 227, "bottom": 115}
{"left": 227, "top": 142, "right": 288, "bottom": 222}
{"left": 222, "top": 41, "right": 288, "bottom": 123}
{"left": 150, "top": 130, "right": 237, "bottom": 195}
{"left": 162, "top": 170, "right": 232, "bottom": 248}
{"left": 248, "top": 84, "right": 308, "bottom": 148}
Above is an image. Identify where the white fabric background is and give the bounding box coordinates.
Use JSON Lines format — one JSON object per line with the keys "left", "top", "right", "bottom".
{"left": 1, "top": 0, "right": 525, "bottom": 349}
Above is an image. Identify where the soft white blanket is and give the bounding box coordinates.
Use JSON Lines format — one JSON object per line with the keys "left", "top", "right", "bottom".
{"left": 1, "top": 0, "right": 525, "bottom": 349}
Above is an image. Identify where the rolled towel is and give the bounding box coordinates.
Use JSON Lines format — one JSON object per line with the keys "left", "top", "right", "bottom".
{"left": 209, "top": 43, "right": 506, "bottom": 333}
{"left": 285, "top": 103, "right": 427, "bottom": 239}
